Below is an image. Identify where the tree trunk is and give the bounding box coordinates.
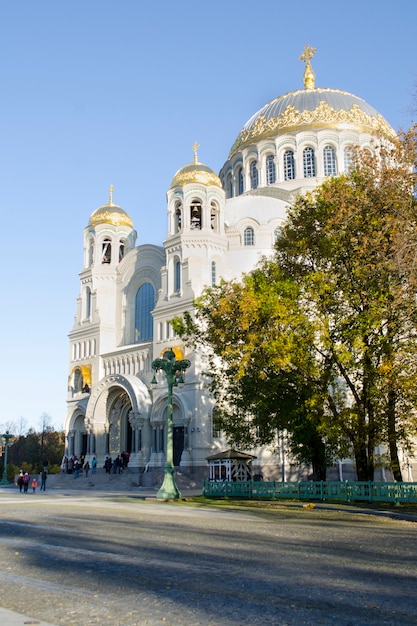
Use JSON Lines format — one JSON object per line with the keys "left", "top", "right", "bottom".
{"left": 353, "top": 440, "right": 372, "bottom": 481}
{"left": 311, "top": 438, "right": 327, "bottom": 481}
{"left": 387, "top": 385, "right": 403, "bottom": 482}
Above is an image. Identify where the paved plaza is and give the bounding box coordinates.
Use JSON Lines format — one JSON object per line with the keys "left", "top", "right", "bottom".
{"left": 0, "top": 488, "right": 416, "bottom": 625}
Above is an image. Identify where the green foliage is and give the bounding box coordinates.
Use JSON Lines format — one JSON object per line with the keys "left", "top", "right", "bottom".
{"left": 173, "top": 129, "right": 417, "bottom": 482}
{"left": 173, "top": 265, "right": 332, "bottom": 479}
{"left": 274, "top": 135, "right": 417, "bottom": 480}
{"left": 3, "top": 426, "right": 65, "bottom": 476}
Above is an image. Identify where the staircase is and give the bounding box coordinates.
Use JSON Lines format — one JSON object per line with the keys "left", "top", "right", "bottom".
{"left": 45, "top": 468, "right": 203, "bottom": 494}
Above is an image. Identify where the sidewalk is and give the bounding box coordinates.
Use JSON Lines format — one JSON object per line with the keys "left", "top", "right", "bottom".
{"left": 0, "top": 607, "right": 58, "bottom": 626}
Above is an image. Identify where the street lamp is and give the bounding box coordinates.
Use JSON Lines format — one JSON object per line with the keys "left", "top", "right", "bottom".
{"left": 152, "top": 349, "right": 191, "bottom": 499}
{"left": 0, "top": 431, "right": 14, "bottom": 486}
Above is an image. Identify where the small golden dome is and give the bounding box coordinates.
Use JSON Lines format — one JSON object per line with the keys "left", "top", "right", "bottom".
{"left": 170, "top": 162, "right": 222, "bottom": 189}
{"left": 88, "top": 186, "right": 133, "bottom": 228}
{"left": 170, "top": 142, "right": 222, "bottom": 189}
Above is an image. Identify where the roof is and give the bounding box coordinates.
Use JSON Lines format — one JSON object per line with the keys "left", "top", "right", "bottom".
{"left": 206, "top": 448, "right": 257, "bottom": 461}
{"left": 229, "top": 87, "right": 395, "bottom": 158}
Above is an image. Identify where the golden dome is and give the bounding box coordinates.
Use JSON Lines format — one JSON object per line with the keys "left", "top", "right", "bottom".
{"left": 88, "top": 186, "right": 133, "bottom": 228}
{"left": 229, "top": 88, "right": 396, "bottom": 158}
{"left": 228, "top": 46, "right": 396, "bottom": 158}
{"left": 170, "top": 142, "right": 222, "bottom": 189}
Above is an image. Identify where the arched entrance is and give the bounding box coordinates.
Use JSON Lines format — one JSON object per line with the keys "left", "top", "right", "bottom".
{"left": 108, "top": 388, "right": 133, "bottom": 457}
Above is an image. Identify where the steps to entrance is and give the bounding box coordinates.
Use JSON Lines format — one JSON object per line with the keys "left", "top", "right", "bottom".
{"left": 45, "top": 468, "right": 203, "bottom": 493}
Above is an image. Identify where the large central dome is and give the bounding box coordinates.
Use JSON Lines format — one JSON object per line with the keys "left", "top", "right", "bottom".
{"left": 229, "top": 87, "right": 395, "bottom": 158}
{"left": 228, "top": 45, "right": 395, "bottom": 158}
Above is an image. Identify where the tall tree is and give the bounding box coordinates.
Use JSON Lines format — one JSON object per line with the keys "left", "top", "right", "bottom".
{"left": 175, "top": 128, "right": 417, "bottom": 482}
{"left": 275, "top": 130, "right": 417, "bottom": 480}
{"left": 173, "top": 263, "right": 332, "bottom": 480}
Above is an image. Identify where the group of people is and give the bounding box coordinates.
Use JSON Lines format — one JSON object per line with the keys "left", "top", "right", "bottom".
{"left": 17, "top": 468, "right": 47, "bottom": 493}
{"left": 62, "top": 455, "right": 97, "bottom": 478}
{"left": 104, "top": 451, "right": 130, "bottom": 475}
{"left": 16, "top": 451, "right": 131, "bottom": 492}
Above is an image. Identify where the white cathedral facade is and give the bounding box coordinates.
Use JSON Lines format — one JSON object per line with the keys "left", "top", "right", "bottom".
{"left": 64, "top": 48, "right": 405, "bottom": 483}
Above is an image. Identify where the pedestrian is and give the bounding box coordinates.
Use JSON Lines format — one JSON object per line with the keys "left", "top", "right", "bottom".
{"left": 91, "top": 457, "right": 97, "bottom": 474}
{"left": 17, "top": 470, "right": 24, "bottom": 493}
{"left": 104, "top": 456, "right": 112, "bottom": 474}
{"left": 23, "top": 472, "right": 30, "bottom": 493}
{"left": 74, "top": 460, "right": 81, "bottom": 479}
{"left": 31, "top": 477, "right": 37, "bottom": 493}
{"left": 84, "top": 460, "right": 90, "bottom": 477}
{"left": 40, "top": 469, "right": 47, "bottom": 491}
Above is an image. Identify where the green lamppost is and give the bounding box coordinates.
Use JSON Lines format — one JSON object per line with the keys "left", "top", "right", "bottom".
{"left": 0, "top": 431, "right": 14, "bottom": 486}
{"left": 152, "top": 349, "right": 191, "bottom": 499}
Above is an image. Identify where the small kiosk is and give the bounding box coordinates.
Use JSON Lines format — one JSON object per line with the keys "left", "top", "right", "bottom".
{"left": 206, "top": 449, "right": 256, "bottom": 482}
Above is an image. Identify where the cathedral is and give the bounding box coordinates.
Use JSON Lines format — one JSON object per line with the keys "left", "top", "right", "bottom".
{"left": 64, "top": 47, "right": 403, "bottom": 484}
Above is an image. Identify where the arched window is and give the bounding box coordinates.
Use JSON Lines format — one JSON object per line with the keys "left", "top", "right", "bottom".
{"left": 237, "top": 167, "right": 244, "bottom": 195}
{"left": 250, "top": 161, "right": 258, "bottom": 189}
{"left": 102, "top": 238, "right": 111, "bottom": 264}
{"left": 283, "top": 150, "right": 295, "bottom": 180}
{"left": 86, "top": 287, "right": 91, "bottom": 319}
{"left": 244, "top": 227, "right": 255, "bottom": 246}
{"left": 303, "top": 147, "right": 316, "bottom": 178}
{"left": 135, "top": 283, "right": 155, "bottom": 343}
{"left": 344, "top": 146, "right": 353, "bottom": 173}
{"left": 73, "top": 368, "right": 82, "bottom": 393}
{"left": 211, "top": 261, "right": 216, "bottom": 286}
{"left": 274, "top": 228, "right": 282, "bottom": 244}
{"left": 175, "top": 201, "right": 182, "bottom": 233}
{"left": 323, "top": 145, "right": 337, "bottom": 176}
{"left": 210, "top": 201, "right": 218, "bottom": 231}
{"left": 190, "top": 200, "right": 202, "bottom": 229}
{"left": 175, "top": 259, "right": 181, "bottom": 291}
{"left": 87, "top": 238, "right": 94, "bottom": 266}
{"left": 226, "top": 174, "right": 233, "bottom": 198}
{"left": 119, "top": 239, "right": 126, "bottom": 262}
{"left": 266, "top": 155, "right": 276, "bottom": 184}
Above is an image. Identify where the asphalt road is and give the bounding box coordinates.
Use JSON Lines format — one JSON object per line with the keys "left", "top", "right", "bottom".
{"left": 0, "top": 489, "right": 416, "bottom": 626}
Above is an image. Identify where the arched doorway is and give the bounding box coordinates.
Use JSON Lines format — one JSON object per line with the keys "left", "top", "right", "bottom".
{"left": 73, "top": 414, "right": 87, "bottom": 458}
{"left": 107, "top": 388, "right": 133, "bottom": 457}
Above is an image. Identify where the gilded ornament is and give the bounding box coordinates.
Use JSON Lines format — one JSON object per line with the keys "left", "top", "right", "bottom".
{"left": 229, "top": 94, "right": 396, "bottom": 158}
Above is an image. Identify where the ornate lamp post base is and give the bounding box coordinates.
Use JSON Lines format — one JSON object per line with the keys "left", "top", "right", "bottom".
{"left": 156, "top": 465, "right": 181, "bottom": 500}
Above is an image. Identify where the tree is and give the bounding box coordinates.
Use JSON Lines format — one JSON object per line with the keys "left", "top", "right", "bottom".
{"left": 173, "top": 263, "right": 333, "bottom": 480}
{"left": 7, "top": 425, "right": 65, "bottom": 473}
{"left": 275, "top": 130, "right": 417, "bottom": 480}
{"left": 175, "top": 128, "right": 417, "bottom": 482}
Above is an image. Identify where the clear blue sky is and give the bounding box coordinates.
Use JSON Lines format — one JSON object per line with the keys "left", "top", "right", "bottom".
{"left": 0, "top": 0, "right": 415, "bottom": 433}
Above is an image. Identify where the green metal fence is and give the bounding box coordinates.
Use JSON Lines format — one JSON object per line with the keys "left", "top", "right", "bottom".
{"left": 202, "top": 480, "right": 417, "bottom": 504}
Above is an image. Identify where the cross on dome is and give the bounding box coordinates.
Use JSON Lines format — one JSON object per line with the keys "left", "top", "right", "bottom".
{"left": 299, "top": 45, "right": 317, "bottom": 90}
{"left": 192, "top": 142, "right": 200, "bottom": 164}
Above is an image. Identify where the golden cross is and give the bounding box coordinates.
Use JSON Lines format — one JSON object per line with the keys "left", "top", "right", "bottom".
{"left": 299, "top": 45, "right": 317, "bottom": 90}
{"left": 193, "top": 141, "right": 200, "bottom": 164}
{"left": 109, "top": 184, "right": 114, "bottom": 205}
{"left": 299, "top": 44, "right": 317, "bottom": 65}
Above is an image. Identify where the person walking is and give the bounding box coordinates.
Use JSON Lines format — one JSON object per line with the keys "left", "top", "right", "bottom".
{"left": 84, "top": 460, "right": 90, "bottom": 477}
{"left": 31, "top": 477, "right": 37, "bottom": 493}
{"left": 17, "top": 470, "right": 24, "bottom": 493}
{"left": 40, "top": 469, "right": 47, "bottom": 491}
{"left": 91, "top": 457, "right": 97, "bottom": 474}
{"left": 23, "top": 472, "right": 30, "bottom": 493}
